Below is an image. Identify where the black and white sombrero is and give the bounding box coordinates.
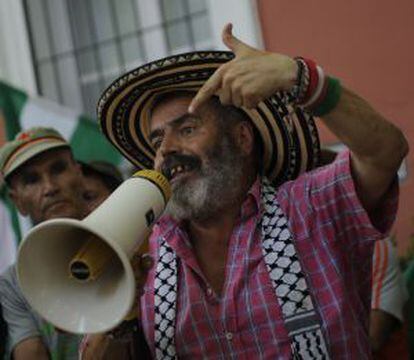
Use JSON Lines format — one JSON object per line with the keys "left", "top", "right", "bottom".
{"left": 97, "top": 51, "right": 320, "bottom": 185}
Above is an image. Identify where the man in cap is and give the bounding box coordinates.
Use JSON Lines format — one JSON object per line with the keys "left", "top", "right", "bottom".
{"left": 0, "top": 129, "right": 148, "bottom": 360}
{"left": 94, "top": 24, "right": 407, "bottom": 358}
{"left": 0, "top": 127, "right": 86, "bottom": 359}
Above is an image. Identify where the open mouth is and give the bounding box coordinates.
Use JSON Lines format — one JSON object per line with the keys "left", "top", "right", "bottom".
{"left": 168, "top": 164, "right": 193, "bottom": 182}
{"left": 161, "top": 154, "right": 201, "bottom": 182}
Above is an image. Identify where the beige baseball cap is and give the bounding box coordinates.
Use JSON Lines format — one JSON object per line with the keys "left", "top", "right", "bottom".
{"left": 0, "top": 127, "right": 69, "bottom": 181}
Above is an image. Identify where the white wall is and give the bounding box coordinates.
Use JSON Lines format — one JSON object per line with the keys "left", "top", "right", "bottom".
{"left": 0, "top": 0, "right": 263, "bottom": 95}
{"left": 207, "top": 0, "right": 263, "bottom": 49}
{"left": 0, "top": 0, "right": 36, "bottom": 94}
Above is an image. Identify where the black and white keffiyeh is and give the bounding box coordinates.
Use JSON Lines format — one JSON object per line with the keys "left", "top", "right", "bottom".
{"left": 261, "top": 180, "right": 330, "bottom": 359}
{"left": 154, "top": 180, "right": 330, "bottom": 359}
{"left": 154, "top": 242, "right": 177, "bottom": 359}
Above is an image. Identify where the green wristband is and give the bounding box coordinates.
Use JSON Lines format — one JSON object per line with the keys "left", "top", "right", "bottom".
{"left": 312, "top": 77, "right": 342, "bottom": 117}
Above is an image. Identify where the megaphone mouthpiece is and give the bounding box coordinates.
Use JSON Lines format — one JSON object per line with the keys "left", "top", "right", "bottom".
{"left": 69, "top": 235, "right": 116, "bottom": 282}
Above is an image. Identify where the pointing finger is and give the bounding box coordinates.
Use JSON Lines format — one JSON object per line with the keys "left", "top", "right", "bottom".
{"left": 188, "top": 68, "right": 223, "bottom": 113}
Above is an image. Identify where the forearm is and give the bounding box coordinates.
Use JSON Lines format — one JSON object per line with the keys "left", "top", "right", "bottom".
{"left": 81, "top": 319, "right": 152, "bottom": 360}
{"left": 369, "top": 309, "right": 400, "bottom": 353}
{"left": 317, "top": 85, "right": 408, "bottom": 211}
{"left": 188, "top": 25, "right": 408, "bottom": 211}
{"left": 13, "top": 337, "right": 50, "bottom": 360}
{"left": 321, "top": 86, "right": 408, "bottom": 172}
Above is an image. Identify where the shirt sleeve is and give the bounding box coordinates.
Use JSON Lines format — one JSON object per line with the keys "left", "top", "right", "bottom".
{"left": 371, "top": 239, "right": 409, "bottom": 322}
{"left": 0, "top": 266, "right": 44, "bottom": 354}
{"left": 279, "top": 150, "right": 399, "bottom": 248}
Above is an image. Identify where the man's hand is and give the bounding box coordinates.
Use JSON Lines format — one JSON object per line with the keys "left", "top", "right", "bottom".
{"left": 81, "top": 253, "right": 153, "bottom": 360}
{"left": 188, "top": 23, "right": 298, "bottom": 112}
{"left": 81, "top": 334, "right": 111, "bottom": 360}
{"left": 129, "top": 253, "right": 154, "bottom": 318}
{"left": 13, "top": 337, "right": 49, "bottom": 360}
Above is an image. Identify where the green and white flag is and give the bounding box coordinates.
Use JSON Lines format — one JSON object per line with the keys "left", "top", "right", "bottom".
{"left": 0, "top": 186, "right": 20, "bottom": 274}
{"left": 0, "top": 80, "right": 122, "bottom": 273}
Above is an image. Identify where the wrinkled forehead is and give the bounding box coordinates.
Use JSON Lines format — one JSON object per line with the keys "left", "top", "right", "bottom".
{"left": 148, "top": 90, "right": 195, "bottom": 120}
{"left": 150, "top": 96, "right": 196, "bottom": 131}
{"left": 151, "top": 90, "right": 195, "bottom": 112}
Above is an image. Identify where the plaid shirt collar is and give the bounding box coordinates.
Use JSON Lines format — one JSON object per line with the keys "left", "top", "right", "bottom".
{"left": 155, "top": 176, "right": 263, "bottom": 244}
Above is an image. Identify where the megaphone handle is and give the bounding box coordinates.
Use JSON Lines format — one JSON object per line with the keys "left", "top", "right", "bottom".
{"left": 123, "top": 245, "right": 153, "bottom": 320}
{"left": 106, "top": 318, "right": 152, "bottom": 359}
{"left": 101, "top": 242, "right": 154, "bottom": 358}
{"left": 107, "top": 318, "right": 138, "bottom": 339}
{"left": 131, "top": 322, "right": 152, "bottom": 360}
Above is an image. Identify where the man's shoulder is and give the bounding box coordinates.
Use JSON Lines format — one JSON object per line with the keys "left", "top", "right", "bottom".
{"left": 0, "top": 265, "right": 29, "bottom": 306}
{"left": 0, "top": 265, "right": 18, "bottom": 287}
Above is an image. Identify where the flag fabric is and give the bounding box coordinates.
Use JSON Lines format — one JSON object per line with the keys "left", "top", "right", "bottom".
{"left": 0, "top": 187, "right": 19, "bottom": 274}
{"left": 0, "top": 80, "right": 123, "bottom": 273}
{"left": 0, "top": 81, "right": 122, "bottom": 164}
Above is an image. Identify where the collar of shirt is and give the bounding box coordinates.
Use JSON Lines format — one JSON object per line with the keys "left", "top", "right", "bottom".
{"left": 152, "top": 177, "right": 263, "bottom": 270}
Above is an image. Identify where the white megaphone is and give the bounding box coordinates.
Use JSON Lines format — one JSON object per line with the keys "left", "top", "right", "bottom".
{"left": 16, "top": 169, "right": 171, "bottom": 334}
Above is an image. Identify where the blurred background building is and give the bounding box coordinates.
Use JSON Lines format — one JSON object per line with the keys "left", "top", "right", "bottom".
{"left": 0, "top": 0, "right": 263, "bottom": 272}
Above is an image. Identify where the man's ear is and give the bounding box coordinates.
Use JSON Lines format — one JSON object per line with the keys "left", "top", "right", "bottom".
{"left": 234, "top": 121, "right": 255, "bottom": 156}
{"left": 8, "top": 187, "right": 29, "bottom": 216}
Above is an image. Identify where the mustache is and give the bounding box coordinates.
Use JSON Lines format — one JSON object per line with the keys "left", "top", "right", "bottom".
{"left": 161, "top": 153, "right": 201, "bottom": 180}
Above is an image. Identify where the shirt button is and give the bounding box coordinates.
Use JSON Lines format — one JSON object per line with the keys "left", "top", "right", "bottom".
{"left": 206, "top": 287, "right": 213, "bottom": 296}
{"left": 225, "top": 332, "right": 233, "bottom": 341}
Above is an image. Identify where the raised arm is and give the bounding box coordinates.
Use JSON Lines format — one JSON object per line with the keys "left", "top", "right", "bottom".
{"left": 189, "top": 23, "right": 408, "bottom": 212}
{"left": 320, "top": 87, "right": 407, "bottom": 212}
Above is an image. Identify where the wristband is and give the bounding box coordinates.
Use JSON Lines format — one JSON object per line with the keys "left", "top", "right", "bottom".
{"left": 310, "top": 77, "right": 342, "bottom": 117}
{"left": 291, "top": 58, "right": 307, "bottom": 102}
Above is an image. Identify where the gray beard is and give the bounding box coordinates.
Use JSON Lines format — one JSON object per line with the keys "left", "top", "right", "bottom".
{"left": 165, "top": 134, "right": 245, "bottom": 222}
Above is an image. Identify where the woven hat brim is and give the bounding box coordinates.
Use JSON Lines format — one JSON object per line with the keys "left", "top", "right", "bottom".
{"left": 98, "top": 51, "right": 320, "bottom": 185}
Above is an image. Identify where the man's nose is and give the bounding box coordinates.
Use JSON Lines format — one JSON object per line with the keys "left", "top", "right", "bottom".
{"left": 154, "top": 132, "right": 181, "bottom": 172}
{"left": 159, "top": 132, "right": 181, "bottom": 158}
{"left": 42, "top": 175, "right": 59, "bottom": 196}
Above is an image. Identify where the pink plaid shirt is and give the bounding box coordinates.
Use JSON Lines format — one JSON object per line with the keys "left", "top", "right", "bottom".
{"left": 140, "top": 151, "right": 398, "bottom": 359}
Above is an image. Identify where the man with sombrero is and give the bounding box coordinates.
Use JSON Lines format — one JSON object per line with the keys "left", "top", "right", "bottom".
{"left": 92, "top": 24, "right": 407, "bottom": 358}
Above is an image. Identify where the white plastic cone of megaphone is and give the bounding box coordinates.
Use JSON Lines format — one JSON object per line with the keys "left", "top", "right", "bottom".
{"left": 16, "top": 170, "right": 170, "bottom": 334}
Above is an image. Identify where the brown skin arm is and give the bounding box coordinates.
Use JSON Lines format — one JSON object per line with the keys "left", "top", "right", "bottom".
{"left": 13, "top": 337, "right": 49, "bottom": 360}
{"left": 321, "top": 87, "right": 408, "bottom": 213}
{"left": 369, "top": 309, "right": 400, "bottom": 353}
{"left": 81, "top": 334, "right": 111, "bottom": 360}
